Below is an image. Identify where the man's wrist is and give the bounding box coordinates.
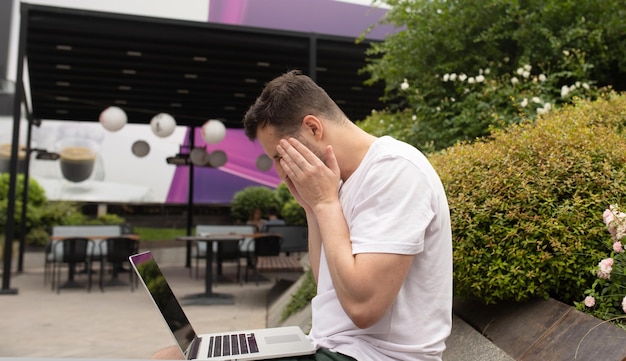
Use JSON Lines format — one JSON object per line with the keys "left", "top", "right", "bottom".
{"left": 313, "top": 200, "right": 342, "bottom": 216}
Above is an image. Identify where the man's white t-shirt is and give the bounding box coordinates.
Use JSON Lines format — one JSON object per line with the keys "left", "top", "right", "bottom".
{"left": 308, "top": 136, "right": 453, "bottom": 361}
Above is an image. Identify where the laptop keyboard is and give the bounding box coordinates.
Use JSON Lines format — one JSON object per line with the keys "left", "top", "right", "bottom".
{"left": 207, "top": 333, "right": 259, "bottom": 358}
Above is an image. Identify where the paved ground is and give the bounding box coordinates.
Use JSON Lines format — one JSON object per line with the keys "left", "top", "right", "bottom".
{"left": 0, "top": 247, "right": 513, "bottom": 360}
{"left": 0, "top": 247, "right": 272, "bottom": 359}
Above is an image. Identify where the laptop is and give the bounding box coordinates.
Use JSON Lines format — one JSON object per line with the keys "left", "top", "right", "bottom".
{"left": 129, "top": 251, "right": 316, "bottom": 360}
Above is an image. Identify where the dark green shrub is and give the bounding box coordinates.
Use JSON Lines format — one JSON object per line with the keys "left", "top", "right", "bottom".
{"left": 274, "top": 183, "right": 306, "bottom": 225}
{"left": 274, "top": 182, "right": 293, "bottom": 207}
{"left": 0, "top": 174, "right": 49, "bottom": 246}
{"left": 281, "top": 199, "right": 306, "bottom": 225}
{"left": 0, "top": 173, "right": 126, "bottom": 246}
{"left": 230, "top": 186, "right": 280, "bottom": 223}
{"left": 428, "top": 93, "right": 626, "bottom": 304}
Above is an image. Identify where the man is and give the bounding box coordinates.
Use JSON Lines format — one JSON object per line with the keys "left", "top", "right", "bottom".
{"left": 262, "top": 206, "right": 287, "bottom": 232}
{"left": 243, "top": 70, "right": 453, "bottom": 361}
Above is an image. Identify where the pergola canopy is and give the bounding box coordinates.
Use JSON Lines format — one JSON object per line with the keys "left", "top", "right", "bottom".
{"left": 21, "top": 3, "right": 387, "bottom": 129}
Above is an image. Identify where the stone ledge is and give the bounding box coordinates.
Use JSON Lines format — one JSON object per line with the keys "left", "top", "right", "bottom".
{"left": 454, "top": 297, "right": 626, "bottom": 360}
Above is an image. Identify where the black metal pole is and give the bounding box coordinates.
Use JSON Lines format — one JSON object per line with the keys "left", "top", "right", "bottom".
{"left": 17, "top": 117, "right": 34, "bottom": 272}
{"left": 1, "top": 4, "right": 28, "bottom": 295}
{"left": 185, "top": 126, "right": 195, "bottom": 268}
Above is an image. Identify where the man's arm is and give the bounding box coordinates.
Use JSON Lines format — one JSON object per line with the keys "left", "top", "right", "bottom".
{"left": 277, "top": 138, "right": 414, "bottom": 328}
{"left": 313, "top": 201, "right": 414, "bottom": 329}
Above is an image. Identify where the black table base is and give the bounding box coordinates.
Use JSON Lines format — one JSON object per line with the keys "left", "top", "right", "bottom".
{"left": 181, "top": 292, "right": 234, "bottom": 305}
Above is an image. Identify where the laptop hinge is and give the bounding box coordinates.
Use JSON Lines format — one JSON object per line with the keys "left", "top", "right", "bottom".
{"left": 186, "top": 336, "right": 202, "bottom": 360}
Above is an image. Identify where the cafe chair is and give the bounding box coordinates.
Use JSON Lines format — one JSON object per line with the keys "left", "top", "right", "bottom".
{"left": 216, "top": 240, "right": 244, "bottom": 285}
{"left": 99, "top": 237, "right": 139, "bottom": 292}
{"left": 43, "top": 241, "right": 55, "bottom": 287}
{"left": 191, "top": 239, "right": 244, "bottom": 285}
{"left": 49, "top": 237, "right": 94, "bottom": 294}
{"left": 191, "top": 240, "right": 208, "bottom": 279}
{"left": 245, "top": 235, "right": 283, "bottom": 285}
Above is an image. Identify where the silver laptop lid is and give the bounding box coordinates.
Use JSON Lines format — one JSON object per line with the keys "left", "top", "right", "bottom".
{"left": 129, "top": 251, "right": 199, "bottom": 359}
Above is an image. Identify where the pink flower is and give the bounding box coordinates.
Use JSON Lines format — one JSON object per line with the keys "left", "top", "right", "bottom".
{"left": 597, "top": 258, "right": 614, "bottom": 279}
{"left": 622, "top": 296, "right": 626, "bottom": 313}
{"left": 604, "top": 208, "right": 615, "bottom": 226}
{"left": 584, "top": 296, "right": 596, "bottom": 308}
{"left": 613, "top": 241, "right": 624, "bottom": 253}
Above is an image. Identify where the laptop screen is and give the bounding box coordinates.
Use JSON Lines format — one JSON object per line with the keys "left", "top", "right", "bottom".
{"left": 129, "top": 252, "right": 196, "bottom": 356}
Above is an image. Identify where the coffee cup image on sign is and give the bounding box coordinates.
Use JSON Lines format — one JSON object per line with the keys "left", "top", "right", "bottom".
{"left": 57, "top": 142, "right": 97, "bottom": 183}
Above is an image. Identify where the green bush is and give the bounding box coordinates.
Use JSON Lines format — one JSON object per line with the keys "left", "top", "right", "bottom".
{"left": 0, "top": 174, "right": 50, "bottom": 246}
{"left": 231, "top": 184, "right": 307, "bottom": 225}
{"left": 230, "top": 186, "right": 280, "bottom": 223}
{"left": 0, "top": 174, "right": 127, "bottom": 246}
{"left": 281, "top": 199, "right": 306, "bottom": 225}
{"left": 428, "top": 93, "right": 626, "bottom": 304}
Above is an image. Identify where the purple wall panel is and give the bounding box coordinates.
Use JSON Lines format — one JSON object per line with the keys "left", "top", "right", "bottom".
{"left": 208, "top": 0, "right": 392, "bottom": 40}
{"left": 166, "top": 128, "right": 280, "bottom": 204}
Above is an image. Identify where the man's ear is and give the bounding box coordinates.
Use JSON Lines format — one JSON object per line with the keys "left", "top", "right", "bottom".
{"left": 302, "top": 115, "right": 323, "bottom": 140}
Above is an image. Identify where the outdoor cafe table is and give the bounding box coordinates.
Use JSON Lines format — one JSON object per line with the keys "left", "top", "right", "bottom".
{"left": 176, "top": 234, "right": 253, "bottom": 305}
{"left": 50, "top": 234, "right": 140, "bottom": 289}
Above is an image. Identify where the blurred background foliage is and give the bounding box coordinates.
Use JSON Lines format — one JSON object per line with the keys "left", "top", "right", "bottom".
{"left": 358, "top": 0, "right": 625, "bottom": 151}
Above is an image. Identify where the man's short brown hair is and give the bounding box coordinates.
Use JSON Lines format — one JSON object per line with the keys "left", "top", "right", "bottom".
{"left": 242, "top": 70, "right": 345, "bottom": 140}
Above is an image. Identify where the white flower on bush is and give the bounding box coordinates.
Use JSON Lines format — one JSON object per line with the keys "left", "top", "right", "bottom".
{"left": 536, "top": 103, "right": 551, "bottom": 115}
{"left": 476, "top": 75, "right": 485, "bottom": 83}
{"left": 532, "top": 96, "right": 542, "bottom": 104}
{"left": 582, "top": 82, "right": 590, "bottom": 90}
{"left": 511, "top": 77, "right": 519, "bottom": 85}
{"left": 622, "top": 296, "right": 626, "bottom": 313}
{"left": 520, "top": 98, "right": 528, "bottom": 107}
{"left": 523, "top": 64, "right": 532, "bottom": 72}
{"left": 539, "top": 74, "right": 547, "bottom": 82}
{"left": 516, "top": 67, "right": 524, "bottom": 75}
{"left": 400, "top": 79, "right": 409, "bottom": 90}
{"left": 597, "top": 257, "right": 614, "bottom": 279}
{"left": 561, "top": 85, "right": 570, "bottom": 98}
{"left": 442, "top": 73, "right": 450, "bottom": 82}
{"left": 522, "top": 70, "right": 531, "bottom": 79}
{"left": 584, "top": 295, "right": 595, "bottom": 307}
{"left": 467, "top": 77, "right": 475, "bottom": 84}
{"left": 613, "top": 241, "right": 624, "bottom": 253}
{"left": 459, "top": 73, "right": 467, "bottom": 82}
{"left": 449, "top": 73, "right": 457, "bottom": 81}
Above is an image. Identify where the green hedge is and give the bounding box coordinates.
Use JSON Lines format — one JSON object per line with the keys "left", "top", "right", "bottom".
{"left": 429, "top": 93, "right": 626, "bottom": 304}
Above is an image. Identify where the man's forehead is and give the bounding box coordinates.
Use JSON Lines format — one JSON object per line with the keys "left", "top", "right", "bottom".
{"left": 256, "top": 125, "right": 282, "bottom": 157}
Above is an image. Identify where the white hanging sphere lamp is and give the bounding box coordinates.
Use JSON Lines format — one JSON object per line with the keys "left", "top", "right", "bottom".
{"left": 256, "top": 154, "right": 273, "bottom": 171}
{"left": 201, "top": 119, "right": 226, "bottom": 144}
{"left": 99, "top": 106, "right": 127, "bottom": 132}
{"left": 150, "top": 113, "right": 177, "bottom": 138}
